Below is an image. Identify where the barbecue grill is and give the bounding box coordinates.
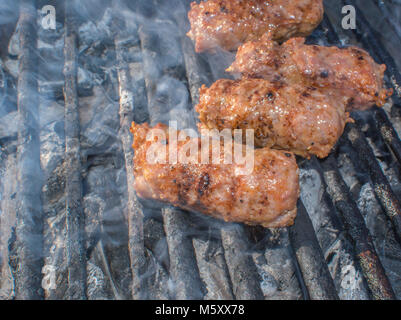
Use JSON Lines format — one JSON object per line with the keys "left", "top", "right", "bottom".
{"left": 0, "top": 0, "right": 401, "bottom": 300}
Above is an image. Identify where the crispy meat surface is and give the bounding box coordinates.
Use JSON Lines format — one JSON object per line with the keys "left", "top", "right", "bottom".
{"left": 187, "top": 0, "right": 324, "bottom": 52}
{"left": 131, "top": 122, "right": 300, "bottom": 228}
{"left": 196, "top": 78, "right": 352, "bottom": 158}
{"left": 227, "top": 35, "right": 393, "bottom": 109}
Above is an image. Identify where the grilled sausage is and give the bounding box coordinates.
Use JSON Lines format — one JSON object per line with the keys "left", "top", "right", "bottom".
{"left": 131, "top": 122, "right": 300, "bottom": 228}
{"left": 196, "top": 78, "right": 352, "bottom": 158}
{"left": 227, "top": 35, "right": 393, "bottom": 109}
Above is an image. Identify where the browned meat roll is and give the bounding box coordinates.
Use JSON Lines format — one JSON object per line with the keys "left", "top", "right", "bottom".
{"left": 196, "top": 78, "right": 352, "bottom": 158}
{"left": 227, "top": 34, "right": 393, "bottom": 109}
{"left": 187, "top": 0, "right": 324, "bottom": 52}
{"left": 131, "top": 122, "right": 300, "bottom": 228}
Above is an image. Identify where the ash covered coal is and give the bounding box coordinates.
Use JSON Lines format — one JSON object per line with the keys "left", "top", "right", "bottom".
{"left": 336, "top": 138, "right": 401, "bottom": 299}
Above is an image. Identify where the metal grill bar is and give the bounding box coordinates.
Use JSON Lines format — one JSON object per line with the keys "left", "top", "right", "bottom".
{"left": 162, "top": 207, "right": 205, "bottom": 300}
{"left": 137, "top": 26, "right": 167, "bottom": 126}
{"left": 191, "top": 234, "right": 234, "bottom": 300}
{"left": 11, "top": 0, "right": 44, "bottom": 300}
{"left": 175, "top": 0, "right": 213, "bottom": 107}
{"left": 288, "top": 201, "right": 339, "bottom": 300}
{"left": 373, "top": 0, "right": 401, "bottom": 42}
{"left": 373, "top": 108, "right": 401, "bottom": 164}
{"left": 320, "top": 155, "right": 396, "bottom": 299}
{"left": 299, "top": 158, "right": 344, "bottom": 235}
{"left": 220, "top": 226, "right": 264, "bottom": 300}
{"left": 63, "top": 1, "right": 87, "bottom": 300}
{"left": 114, "top": 4, "right": 147, "bottom": 299}
{"left": 346, "top": 121, "right": 401, "bottom": 242}
{"left": 321, "top": 14, "right": 341, "bottom": 45}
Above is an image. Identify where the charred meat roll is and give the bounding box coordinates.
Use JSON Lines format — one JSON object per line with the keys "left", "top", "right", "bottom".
{"left": 187, "top": 0, "right": 324, "bottom": 52}
{"left": 131, "top": 122, "right": 300, "bottom": 228}
{"left": 227, "top": 35, "right": 393, "bottom": 109}
{"left": 196, "top": 78, "right": 352, "bottom": 158}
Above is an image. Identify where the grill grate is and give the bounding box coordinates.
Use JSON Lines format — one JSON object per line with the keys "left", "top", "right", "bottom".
{"left": 1, "top": 0, "right": 401, "bottom": 300}
{"left": 320, "top": 155, "right": 396, "bottom": 299}
{"left": 114, "top": 9, "right": 146, "bottom": 300}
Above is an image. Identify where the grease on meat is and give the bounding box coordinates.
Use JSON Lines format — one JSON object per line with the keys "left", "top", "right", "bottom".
{"left": 227, "top": 35, "right": 393, "bottom": 109}
{"left": 131, "top": 122, "right": 300, "bottom": 228}
{"left": 196, "top": 78, "right": 352, "bottom": 158}
{"left": 187, "top": 0, "right": 324, "bottom": 52}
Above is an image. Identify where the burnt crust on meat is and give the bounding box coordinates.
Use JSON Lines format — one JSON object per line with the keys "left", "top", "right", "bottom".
{"left": 130, "top": 122, "right": 300, "bottom": 228}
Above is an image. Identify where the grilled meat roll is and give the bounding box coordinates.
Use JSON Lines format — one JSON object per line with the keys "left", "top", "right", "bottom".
{"left": 227, "top": 35, "right": 393, "bottom": 109}
{"left": 187, "top": 0, "right": 324, "bottom": 52}
{"left": 196, "top": 78, "right": 352, "bottom": 158}
{"left": 131, "top": 122, "right": 300, "bottom": 228}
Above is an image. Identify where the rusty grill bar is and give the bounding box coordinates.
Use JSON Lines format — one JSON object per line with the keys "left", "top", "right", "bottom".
{"left": 320, "top": 155, "right": 396, "bottom": 299}
{"left": 1, "top": 0, "right": 401, "bottom": 300}
{"left": 288, "top": 201, "right": 339, "bottom": 300}
{"left": 112, "top": 0, "right": 148, "bottom": 299}
{"left": 12, "top": 0, "right": 43, "bottom": 300}
{"left": 63, "top": 1, "right": 87, "bottom": 300}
